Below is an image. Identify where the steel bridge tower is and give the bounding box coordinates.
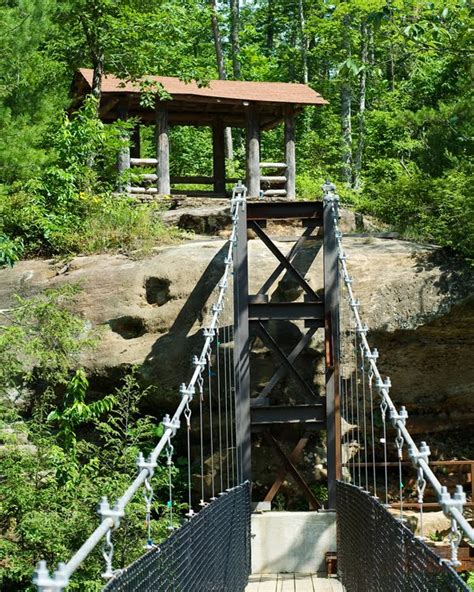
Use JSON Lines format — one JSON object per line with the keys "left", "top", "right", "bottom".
{"left": 233, "top": 199, "right": 341, "bottom": 509}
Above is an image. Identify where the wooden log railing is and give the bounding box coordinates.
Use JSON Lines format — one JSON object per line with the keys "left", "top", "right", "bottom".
{"left": 128, "top": 159, "right": 241, "bottom": 196}
{"left": 260, "top": 162, "right": 288, "bottom": 197}
{"left": 127, "top": 159, "right": 291, "bottom": 198}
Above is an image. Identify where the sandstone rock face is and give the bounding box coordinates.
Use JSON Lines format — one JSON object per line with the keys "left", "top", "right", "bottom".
{"left": 0, "top": 235, "right": 472, "bottom": 445}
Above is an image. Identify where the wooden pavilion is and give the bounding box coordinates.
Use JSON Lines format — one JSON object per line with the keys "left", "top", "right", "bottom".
{"left": 71, "top": 69, "right": 327, "bottom": 198}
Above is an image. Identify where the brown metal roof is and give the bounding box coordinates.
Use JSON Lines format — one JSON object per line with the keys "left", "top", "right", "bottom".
{"left": 76, "top": 68, "right": 327, "bottom": 106}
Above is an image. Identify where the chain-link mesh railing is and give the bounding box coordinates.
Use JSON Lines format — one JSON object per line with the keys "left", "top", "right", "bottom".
{"left": 103, "top": 482, "right": 251, "bottom": 592}
{"left": 337, "top": 481, "right": 469, "bottom": 592}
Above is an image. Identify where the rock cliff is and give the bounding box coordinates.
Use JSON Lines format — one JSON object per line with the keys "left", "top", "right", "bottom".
{"left": 0, "top": 233, "right": 471, "bottom": 449}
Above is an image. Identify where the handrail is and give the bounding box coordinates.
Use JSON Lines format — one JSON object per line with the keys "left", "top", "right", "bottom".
{"left": 323, "top": 181, "right": 473, "bottom": 546}
{"left": 32, "top": 182, "right": 247, "bottom": 592}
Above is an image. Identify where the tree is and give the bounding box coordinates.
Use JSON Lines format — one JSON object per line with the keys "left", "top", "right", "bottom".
{"left": 209, "top": 0, "right": 234, "bottom": 159}
{"left": 229, "top": 0, "right": 241, "bottom": 79}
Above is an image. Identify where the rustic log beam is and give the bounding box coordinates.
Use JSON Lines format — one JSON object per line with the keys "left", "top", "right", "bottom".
{"left": 260, "top": 162, "right": 287, "bottom": 169}
{"left": 212, "top": 119, "right": 226, "bottom": 194}
{"left": 246, "top": 107, "right": 260, "bottom": 197}
{"left": 262, "top": 189, "right": 287, "bottom": 197}
{"left": 260, "top": 176, "right": 287, "bottom": 183}
{"left": 129, "top": 186, "right": 158, "bottom": 194}
{"left": 155, "top": 104, "right": 170, "bottom": 195}
{"left": 285, "top": 113, "right": 296, "bottom": 199}
{"left": 130, "top": 158, "right": 158, "bottom": 166}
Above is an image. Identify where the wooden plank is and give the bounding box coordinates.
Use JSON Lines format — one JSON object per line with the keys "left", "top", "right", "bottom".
{"left": 129, "top": 186, "right": 158, "bottom": 194}
{"left": 140, "top": 173, "right": 158, "bottom": 182}
{"left": 294, "top": 574, "right": 314, "bottom": 592}
{"left": 130, "top": 158, "right": 158, "bottom": 166}
{"left": 169, "top": 189, "right": 226, "bottom": 197}
{"left": 257, "top": 574, "right": 279, "bottom": 592}
{"left": 156, "top": 105, "right": 170, "bottom": 194}
{"left": 277, "top": 573, "right": 295, "bottom": 592}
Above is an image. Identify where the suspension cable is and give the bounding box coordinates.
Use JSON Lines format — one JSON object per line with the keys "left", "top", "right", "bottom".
{"left": 32, "top": 183, "right": 248, "bottom": 592}
{"left": 323, "top": 180, "right": 473, "bottom": 544}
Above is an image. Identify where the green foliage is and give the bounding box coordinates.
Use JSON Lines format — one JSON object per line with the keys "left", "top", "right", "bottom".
{"left": 0, "top": 379, "right": 178, "bottom": 591}
{"left": 359, "top": 169, "right": 473, "bottom": 259}
{"left": 95, "top": 370, "right": 163, "bottom": 471}
{"left": 0, "top": 234, "right": 24, "bottom": 268}
{"left": 0, "top": 292, "right": 183, "bottom": 590}
{"left": 0, "top": 286, "right": 96, "bottom": 390}
{"left": 0, "top": 98, "right": 182, "bottom": 257}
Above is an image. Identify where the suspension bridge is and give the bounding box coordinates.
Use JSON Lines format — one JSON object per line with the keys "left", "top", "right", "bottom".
{"left": 33, "top": 182, "right": 473, "bottom": 592}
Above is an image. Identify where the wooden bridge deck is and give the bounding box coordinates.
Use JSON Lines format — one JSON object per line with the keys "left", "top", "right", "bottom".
{"left": 246, "top": 574, "right": 345, "bottom": 591}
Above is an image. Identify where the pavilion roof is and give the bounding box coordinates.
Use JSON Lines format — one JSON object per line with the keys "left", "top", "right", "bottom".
{"left": 71, "top": 69, "right": 327, "bottom": 128}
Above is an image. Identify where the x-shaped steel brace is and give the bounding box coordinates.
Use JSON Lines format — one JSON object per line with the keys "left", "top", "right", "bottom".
{"left": 254, "top": 322, "right": 318, "bottom": 402}
{"left": 249, "top": 221, "right": 322, "bottom": 301}
{"left": 263, "top": 431, "right": 321, "bottom": 510}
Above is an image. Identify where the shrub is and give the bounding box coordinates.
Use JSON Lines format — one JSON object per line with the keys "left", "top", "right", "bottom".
{"left": 0, "top": 98, "right": 183, "bottom": 258}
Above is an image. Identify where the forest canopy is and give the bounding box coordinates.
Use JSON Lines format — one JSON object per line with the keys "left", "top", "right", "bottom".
{"left": 0, "top": 2, "right": 473, "bottom": 589}
{"left": 0, "top": 0, "right": 472, "bottom": 260}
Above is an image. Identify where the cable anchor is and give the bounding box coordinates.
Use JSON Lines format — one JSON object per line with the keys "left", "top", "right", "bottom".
{"left": 180, "top": 382, "right": 195, "bottom": 403}
{"left": 162, "top": 413, "right": 180, "bottom": 437}
{"left": 390, "top": 405, "right": 408, "bottom": 430}
{"left": 98, "top": 496, "right": 124, "bottom": 530}
{"left": 101, "top": 529, "right": 116, "bottom": 580}
{"left": 365, "top": 348, "right": 379, "bottom": 362}
{"left": 33, "top": 561, "right": 69, "bottom": 591}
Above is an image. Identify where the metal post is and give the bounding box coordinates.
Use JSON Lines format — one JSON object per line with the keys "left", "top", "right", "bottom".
{"left": 234, "top": 198, "right": 252, "bottom": 484}
{"left": 324, "top": 195, "right": 341, "bottom": 509}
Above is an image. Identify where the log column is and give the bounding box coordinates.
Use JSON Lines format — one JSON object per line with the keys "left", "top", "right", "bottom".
{"left": 284, "top": 112, "right": 296, "bottom": 199}
{"left": 116, "top": 102, "right": 130, "bottom": 192}
{"left": 155, "top": 104, "right": 170, "bottom": 195}
{"left": 213, "top": 119, "right": 226, "bottom": 194}
{"left": 246, "top": 107, "right": 260, "bottom": 198}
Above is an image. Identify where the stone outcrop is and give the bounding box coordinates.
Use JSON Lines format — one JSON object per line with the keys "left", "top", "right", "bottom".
{"left": 0, "top": 235, "right": 471, "bottom": 443}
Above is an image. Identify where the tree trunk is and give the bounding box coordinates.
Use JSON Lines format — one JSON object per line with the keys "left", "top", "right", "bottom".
{"left": 354, "top": 20, "right": 368, "bottom": 189}
{"left": 209, "top": 0, "right": 233, "bottom": 160}
{"left": 369, "top": 25, "right": 375, "bottom": 66}
{"left": 266, "top": 0, "right": 274, "bottom": 52}
{"left": 298, "top": 0, "right": 309, "bottom": 83}
{"left": 340, "top": 15, "right": 353, "bottom": 186}
{"left": 229, "top": 0, "right": 241, "bottom": 79}
{"left": 91, "top": 53, "right": 104, "bottom": 103}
